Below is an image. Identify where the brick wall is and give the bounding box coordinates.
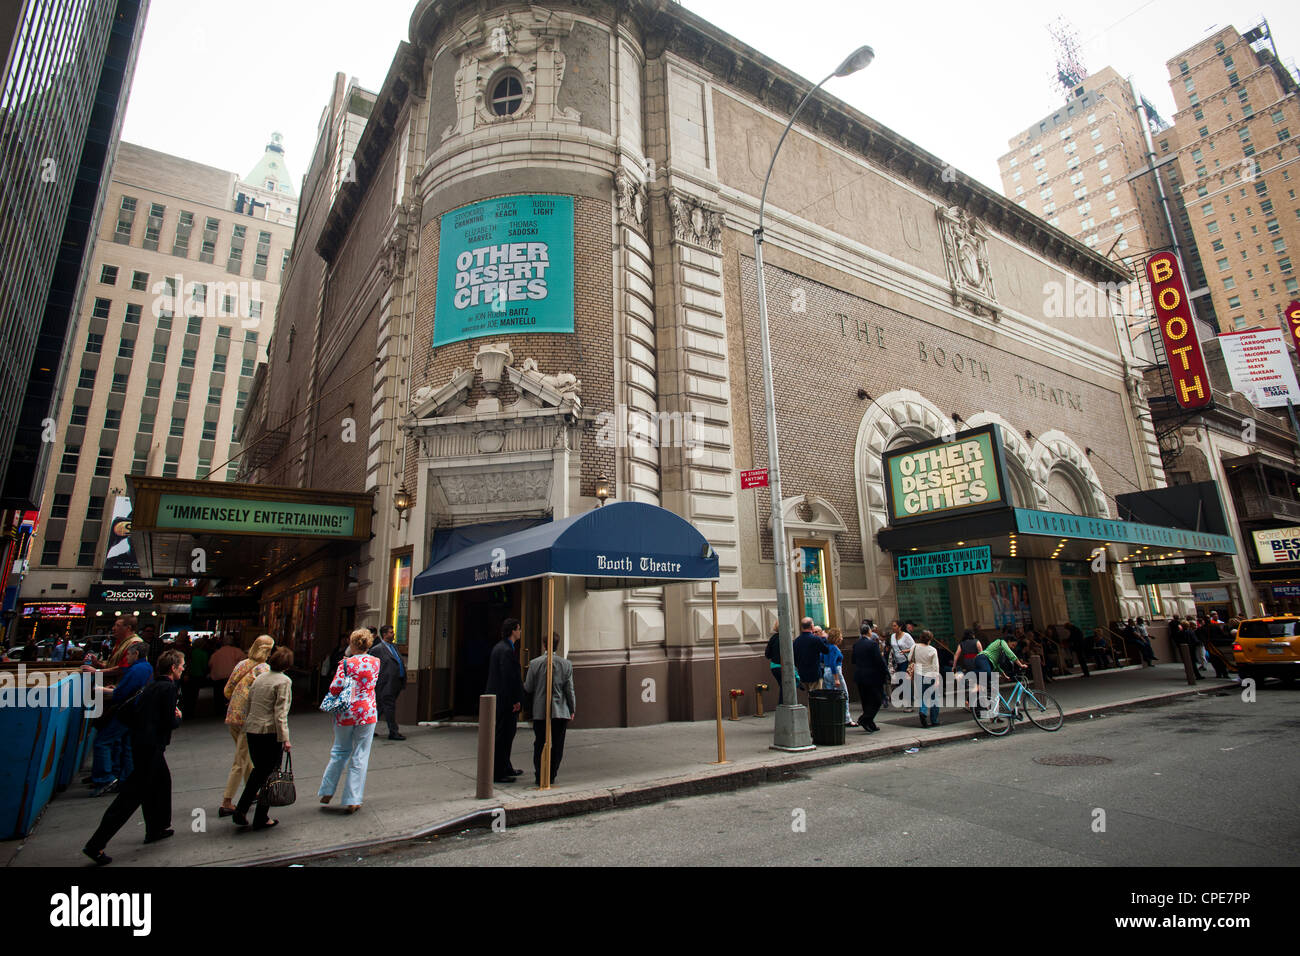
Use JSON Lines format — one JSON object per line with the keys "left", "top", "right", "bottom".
{"left": 731, "top": 248, "right": 1142, "bottom": 562}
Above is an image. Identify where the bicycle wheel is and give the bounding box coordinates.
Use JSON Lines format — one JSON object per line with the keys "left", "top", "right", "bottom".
{"left": 1022, "top": 689, "right": 1064, "bottom": 731}
{"left": 971, "top": 699, "right": 1013, "bottom": 736}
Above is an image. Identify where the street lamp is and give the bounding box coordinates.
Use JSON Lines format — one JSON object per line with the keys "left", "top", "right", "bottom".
{"left": 756, "top": 45, "right": 874, "bottom": 751}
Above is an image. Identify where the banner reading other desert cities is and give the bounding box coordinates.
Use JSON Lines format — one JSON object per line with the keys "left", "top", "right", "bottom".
{"left": 433, "top": 194, "right": 575, "bottom": 346}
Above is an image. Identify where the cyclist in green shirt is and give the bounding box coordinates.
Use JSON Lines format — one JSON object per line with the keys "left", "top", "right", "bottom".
{"left": 969, "top": 637, "right": 1027, "bottom": 711}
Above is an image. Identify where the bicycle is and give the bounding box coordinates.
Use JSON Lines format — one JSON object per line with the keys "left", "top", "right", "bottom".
{"left": 970, "top": 674, "right": 1064, "bottom": 736}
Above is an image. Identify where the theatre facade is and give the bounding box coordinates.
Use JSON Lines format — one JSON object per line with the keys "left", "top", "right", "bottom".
{"left": 237, "top": 0, "right": 1232, "bottom": 728}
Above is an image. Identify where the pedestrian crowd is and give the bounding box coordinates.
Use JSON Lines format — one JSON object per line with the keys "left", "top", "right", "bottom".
{"left": 75, "top": 614, "right": 411, "bottom": 865}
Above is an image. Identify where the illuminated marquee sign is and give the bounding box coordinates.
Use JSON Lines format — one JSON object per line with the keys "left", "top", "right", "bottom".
{"left": 1146, "top": 253, "right": 1211, "bottom": 410}
{"left": 883, "top": 425, "right": 1007, "bottom": 524}
{"left": 1252, "top": 526, "right": 1300, "bottom": 565}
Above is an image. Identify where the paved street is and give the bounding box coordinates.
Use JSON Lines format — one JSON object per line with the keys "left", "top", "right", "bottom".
{"left": 321, "top": 687, "right": 1300, "bottom": 867}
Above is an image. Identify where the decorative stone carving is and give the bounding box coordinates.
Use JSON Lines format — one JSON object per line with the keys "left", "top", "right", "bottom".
{"left": 474, "top": 342, "right": 514, "bottom": 393}
{"left": 614, "top": 167, "right": 648, "bottom": 230}
{"left": 442, "top": 10, "right": 578, "bottom": 140}
{"left": 936, "top": 204, "right": 998, "bottom": 319}
{"left": 438, "top": 468, "right": 551, "bottom": 506}
{"left": 667, "top": 190, "right": 723, "bottom": 252}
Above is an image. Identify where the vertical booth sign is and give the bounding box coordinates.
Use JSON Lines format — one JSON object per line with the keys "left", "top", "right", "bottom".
{"left": 1286, "top": 299, "right": 1300, "bottom": 351}
{"left": 1146, "top": 253, "right": 1212, "bottom": 410}
{"left": 433, "top": 194, "right": 575, "bottom": 346}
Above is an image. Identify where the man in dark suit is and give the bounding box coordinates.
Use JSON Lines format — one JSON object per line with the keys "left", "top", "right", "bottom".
{"left": 373, "top": 624, "right": 406, "bottom": 740}
{"left": 485, "top": 617, "right": 525, "bottom": 783}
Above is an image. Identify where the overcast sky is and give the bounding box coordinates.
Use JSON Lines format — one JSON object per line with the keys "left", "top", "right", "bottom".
{"left": 120, "top": 0, "right": 1299, "bottom": 194}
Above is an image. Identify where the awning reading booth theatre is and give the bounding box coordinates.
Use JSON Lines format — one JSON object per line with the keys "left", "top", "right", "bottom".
{"left": 413, "top": 501, "right": 722, "bottom": 786}
{"left": 876, "top": 426, "right": 1236, "bottom": 616}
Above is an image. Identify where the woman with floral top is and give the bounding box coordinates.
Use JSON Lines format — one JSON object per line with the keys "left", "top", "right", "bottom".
{"left": 318, "top": 628, "right": 381, "bottom": 813}
{"left": 218, "top": 635, "right": 274, "bottom": 817}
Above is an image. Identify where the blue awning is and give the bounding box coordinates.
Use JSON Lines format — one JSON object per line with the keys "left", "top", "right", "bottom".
{"left": 412, "top": 501, "right": 719, "bottom": 597}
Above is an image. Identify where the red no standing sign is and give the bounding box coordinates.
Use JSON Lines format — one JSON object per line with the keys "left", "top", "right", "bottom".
{"left": 740, "top": 468, "right": 769, "bottom": 489}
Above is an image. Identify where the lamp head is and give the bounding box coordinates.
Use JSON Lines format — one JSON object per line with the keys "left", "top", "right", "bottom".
{"left": 835, "top": 45, "right": 875, "bottom": 77}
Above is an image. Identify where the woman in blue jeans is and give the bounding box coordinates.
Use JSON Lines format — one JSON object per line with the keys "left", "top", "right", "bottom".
{"left": 319, "top": 629, "right": 380, "bottom": 813}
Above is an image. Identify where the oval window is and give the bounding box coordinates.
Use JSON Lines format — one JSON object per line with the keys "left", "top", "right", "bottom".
{"left": 490, "top": 73, "right": 524, "bottom": 116}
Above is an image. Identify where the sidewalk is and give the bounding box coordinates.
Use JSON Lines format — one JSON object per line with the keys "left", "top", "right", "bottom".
{"left": 3, "top": 663, "right": 1235, "bottom": 867}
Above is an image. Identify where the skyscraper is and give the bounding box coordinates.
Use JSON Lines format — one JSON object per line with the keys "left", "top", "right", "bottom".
{"left": 1165, "top": 22, "right": 1300, "bottom": 332}
{"left": 0, "top": 0, "right": 150, "bottom": 510}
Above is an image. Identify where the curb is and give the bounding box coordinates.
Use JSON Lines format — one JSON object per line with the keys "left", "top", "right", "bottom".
{"left": 246, "top": 681, "right": 1231, "bottom": 866}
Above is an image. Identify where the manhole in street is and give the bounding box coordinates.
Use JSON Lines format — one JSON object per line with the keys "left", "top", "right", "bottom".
{"left": 1033, "top": 754, "right": 1113, "bottom": 766}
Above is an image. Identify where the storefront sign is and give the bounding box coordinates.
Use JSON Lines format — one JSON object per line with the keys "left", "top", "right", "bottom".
{"left": 896, "top": 546, "right": 991, "bottom": 580}
{"left": 1013, "top": 509, "right": 1235, "bottom": 554}
{"left": 88, "top": 584, "right": 155, "bottom": 605}
{"left": 1132, "top": 562, "right": 1218, "bottom": 585}
{"left": 883, "top": 425, "right": 1006, "bottom": 524}
{"left": 1145, "top": 253, "right": 1211, "bottom": 410}
{"left": 433, "top": 194, "right": 575, "bottom": 346}
{"left": 1193, "top": 586, "right": 1230, "bottom": 604}
{"left": 740, "top": 468, "right": 768, "bottom": 489}
{"left": 1217, "top": 327, "right": 1300, "bottom": 409}
{"left": 155, "top": 495, "right": 356, "bottom": 537}
{"left": 1252, "top": 526, "right": 1300, "bottom": 565}
{"left": 1273, "top": 584, "right": 1300, "bottom": 598}
{"left": 21, "top": 602, "right": 86, "bottom": 618}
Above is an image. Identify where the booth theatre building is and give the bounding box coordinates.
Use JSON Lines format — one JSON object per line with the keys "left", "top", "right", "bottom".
{"left": 221, "top": 0, "right": 1233, "bottom": 728}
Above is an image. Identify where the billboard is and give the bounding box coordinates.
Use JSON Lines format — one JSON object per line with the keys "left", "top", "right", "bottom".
{"left": 1145, "top": 253, "right": 1211, "bottom": 410}
{"left": 883, "top": 425, "right": 1007, "bottom": 524}
{"left": 1217, "top": 327, "right": 1300, "bottom": 408}
{"left": 1253, "top": 526, "right": 1300, "bottom": 565}
{"left": 433, "top": 194, "right": 575, "bottom": 347}
{"left": 102, "top": 496, "right": 140, "bottom": 579}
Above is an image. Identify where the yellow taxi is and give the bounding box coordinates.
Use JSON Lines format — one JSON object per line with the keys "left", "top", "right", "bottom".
{"left": 1233, "top": 615, "right": 1300, "bottom": 687}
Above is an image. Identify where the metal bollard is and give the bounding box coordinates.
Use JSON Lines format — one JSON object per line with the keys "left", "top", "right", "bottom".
{"left": 728, "top": 688, "right": 744, "bottom": 720}
{"left": 1029, "top": 654, "right": 1046, "bottom": 691}
{"left": 1178, "top": 645, "right": 1198, "bottom": 686}
{"left": 477, "top": 694, "right": 496, "bottom": 799}
{"left": 754, "top": 683, "right": 769, "bottom": 717}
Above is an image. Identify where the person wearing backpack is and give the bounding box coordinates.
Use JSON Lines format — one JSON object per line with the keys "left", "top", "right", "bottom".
{"left": 82, "top": 649, "right": 185, "bottom": 865}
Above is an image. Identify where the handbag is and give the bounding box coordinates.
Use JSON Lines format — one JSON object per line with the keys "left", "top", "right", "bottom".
{"left": 319, "top": 659, "right": 355, "bottom": 715}
{"left": 260, "top": 751, "right": 296, "bottom": 807}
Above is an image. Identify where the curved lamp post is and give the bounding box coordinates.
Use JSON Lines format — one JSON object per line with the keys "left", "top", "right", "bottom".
{"left": 757, "top": 45, "right": 874, "bottom": 751}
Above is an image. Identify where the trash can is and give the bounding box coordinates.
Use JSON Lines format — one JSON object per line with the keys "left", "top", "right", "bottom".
{"left": 808, "top": 689, "right": 845, "bottom": 746}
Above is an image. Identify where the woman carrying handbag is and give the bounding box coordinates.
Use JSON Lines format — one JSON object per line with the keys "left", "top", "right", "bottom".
{"left": 232, "top": 646, "right": 294, "bottom": 831}
{"left": 318, "top": 628, "right": 381, "bottom": 813}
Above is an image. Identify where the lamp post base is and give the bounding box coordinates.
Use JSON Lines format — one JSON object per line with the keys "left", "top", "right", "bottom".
{"left": 770, "top": 704, "right": 815, "bottom": 751}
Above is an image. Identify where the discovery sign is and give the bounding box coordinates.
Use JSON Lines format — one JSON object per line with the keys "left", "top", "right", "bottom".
{"left": 433, "top": 194, "right": 575, "bottom": 346}
{"left": 897, "top": 546, "right": 992, "bottom": 580}
{"left": 884, "top": 425, "right": 1007, "bottom": 524}
{"left": 155, "top": 495, "right": 356, "bottom": 538}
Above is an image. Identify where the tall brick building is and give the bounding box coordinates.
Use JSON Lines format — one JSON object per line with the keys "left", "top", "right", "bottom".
{"left": 1164, "top": 22, "right": 1300, "bottom": 333}
{"left": 171, "top": 0, "right": 1239, "bottom": 728}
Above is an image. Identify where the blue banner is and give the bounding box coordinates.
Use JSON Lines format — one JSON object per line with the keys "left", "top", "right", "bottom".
{"left": 433, "top": 194, "right": 575, "bottom": 346}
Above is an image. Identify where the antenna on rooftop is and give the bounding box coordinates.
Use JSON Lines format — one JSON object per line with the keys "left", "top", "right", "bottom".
{"left": 1048, "top": 17, "right": 1088, "bottom": 99}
